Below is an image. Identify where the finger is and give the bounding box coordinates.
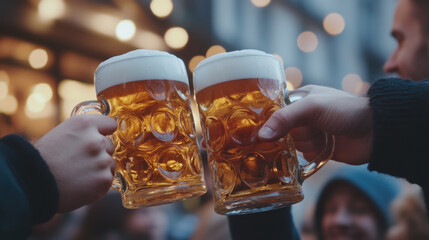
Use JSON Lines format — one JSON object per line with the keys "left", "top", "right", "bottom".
{"left": 96, "top": 152, "right": 115, "bottom": 170}
{"left": 294, "top": 139, "right": 324, "bottom": 154}
{"left": 72, "top": 114, "right": 117, "bottom": 135}
{"left": 290, "top": 126, "right": 324, "bottom": 142}
{"left": 105, "top": 137, "right": 115, "bottom": 155}
{"left": 258, "top": 98, "right": 317, "bottom": 141}
{"left": 110, "top": 160, "right": 116, "bottom": 175}
{"left": 93, "top": 115, "right": 117, "bottom": 135}
{"left": 86, "top": 134, "right": 107, "bottom": 156}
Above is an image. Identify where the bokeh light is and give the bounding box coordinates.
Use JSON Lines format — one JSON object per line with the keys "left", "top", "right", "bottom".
{"left": 285, "top": 67, "right": 303, "bottom": 89}
{"left": 0, "top": 82, "right": 7, "bottom": 100}
{"left": 250, "top": 0, "right": 271, "bottom": 8}
{"left": 0, "top": 71, "right": 10, "bottom": 83}
{"left": 323, "top": 13, "right": 346, "bottom": 35}
{"left": 150, "top": 0, "right": 174, "bottom": 18}
{"left": 297, "top": 31, "right": 318, "bottom": 53}
{"left": 26, "top": 93, "right": 46, "bottom": 113}
{"left": 164, "top": 27, "right": 189, "bottom": 49}
{"left": 59, "top": 79, "right": 96, "bottom": 120}
{"left": 38, "top": 0, "right": 66, "bottom": 22}
{"left": 342, "top": 73, "right": 363, "bottom": 94}
{"left": 0, "top": 95, "right": 18, "bottom": 114}
{"left": 33, "top": 83, "right": 53, "bottom": 102}
{"left": 206, "top": 45, "right": 226, "bottom": 58}
{"left": 29, "top": 48, "right": 48, "bottom": 69}
{"left": 189, "top": 55, "right": 206, "bottom": 73}
{"left": 0, "top": 71, "right": 9, "bottom": 100}
{"left": 116, "top": 19, "right": 136, "bottom": 41}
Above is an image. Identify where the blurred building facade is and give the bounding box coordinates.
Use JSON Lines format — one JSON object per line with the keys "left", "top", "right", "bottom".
{"left": 0, "top": 0, "right": 397, "bottom": 138}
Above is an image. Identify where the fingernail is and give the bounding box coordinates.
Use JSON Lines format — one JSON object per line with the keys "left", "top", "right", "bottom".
{"left": 259, "top": 126, "right": 274, "bottom": 139}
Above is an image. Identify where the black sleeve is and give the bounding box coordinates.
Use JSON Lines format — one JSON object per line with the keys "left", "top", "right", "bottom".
{"left": 227, "top": 207, "right": 300, "bottom": 240}
{"left": 0, "top": 134, "right": 59, "bottom": 239}
{"left": 367, "top": 77, "right": 429, "bottom": 207}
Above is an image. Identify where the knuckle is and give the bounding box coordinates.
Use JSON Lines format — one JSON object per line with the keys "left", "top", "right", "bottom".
{"left": 73, "top": 115, "right": 94, "bottom": 128}
{"left": 85, "top": 141, "right": 102, "bottom": 155}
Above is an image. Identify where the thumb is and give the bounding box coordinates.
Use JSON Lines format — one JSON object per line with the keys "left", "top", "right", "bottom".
{"left": 258, "top": 100, "right": 315, "bottom": 141}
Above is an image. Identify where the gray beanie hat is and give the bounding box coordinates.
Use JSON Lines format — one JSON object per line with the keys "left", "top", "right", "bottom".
{"left": 314, "top": 164, "right": 400, "bottom": 239}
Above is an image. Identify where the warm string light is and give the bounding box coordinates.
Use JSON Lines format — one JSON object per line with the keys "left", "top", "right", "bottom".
{"left": 58, "top": 79, "right": 96, "bottom": 120}
{"left": 285, "top": 67, "right": 303, "bottom": 89}
{"left": 250, "top": 0, "right": 271, "bottom": 8}
{"left": 297, "top": 31, "right": 318, "bottom": 53}
{"left": 29, "top": 48, "right": 49, "bottom": 69}
{"left": 116, "top": 19, "right": 136, "bottom": 41}
{"left": 342, "top": 73, "right": 364, "bottom": 94}
{"left": 150, "top": 0, "right": 174, "bottom": 18}
{"left": 323, "top": 13, "right": 346, "bottom": 35}
{"left": 38, "top": 0, "right": 66, "bottom": 22}
{"left": 164, "top": 27, "right": 189, "bottom": 49}
{"left": 189, "top": 55, "right": 206, "bottom": 73}
{"left": 206, "top": 45, "right": 226, "bottom": 58}
{"left": 25, "top": 83, "right": 54, "bottom": 119}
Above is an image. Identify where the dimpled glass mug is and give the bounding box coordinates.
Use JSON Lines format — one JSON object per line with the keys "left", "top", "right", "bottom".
{"left": 72, "top": 49, "right": 207, "bottom": 208}
{"left": 193, "top": 50, "right": 334, "bottom": 215}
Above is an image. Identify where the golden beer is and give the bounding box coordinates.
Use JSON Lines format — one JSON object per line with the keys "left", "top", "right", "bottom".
{"left": 194, "top": 50, "right": 303, "bottom": 215}
{"left": 73, "top": 50, "right": 207, "bottom": 208}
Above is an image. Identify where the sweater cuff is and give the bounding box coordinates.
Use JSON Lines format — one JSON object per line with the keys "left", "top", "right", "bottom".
{"left": 0, "top": 134, "right": 59, "bottom": 225}
{"left": 367, "top": 78, "right": 429, "bottom": 185}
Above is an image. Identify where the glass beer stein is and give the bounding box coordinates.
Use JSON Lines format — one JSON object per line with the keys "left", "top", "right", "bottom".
{"left": 72, "top": 49, "right": 207, "bottom": 208}
{"left": 193, "top": 50, "right": 334, "bottom": 215}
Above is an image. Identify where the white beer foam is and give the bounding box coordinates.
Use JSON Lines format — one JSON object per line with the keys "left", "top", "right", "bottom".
{"left": 95, "top": 49, "right": 189, "bottom": 94}
{"left": 193, "top": 49, "right": 285, "bottom": 93}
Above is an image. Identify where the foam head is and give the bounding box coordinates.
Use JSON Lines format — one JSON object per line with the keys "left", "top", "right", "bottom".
{"left": 193, "top": 49, "right": 285, "bottom": 93}
{"left": 95, "top": 49, "right": 189, "bottom": 94}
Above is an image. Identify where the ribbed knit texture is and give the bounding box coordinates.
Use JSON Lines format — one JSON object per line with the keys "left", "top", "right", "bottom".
{"left": 368, "top": 78, "right": 429, "bottom": 190}
{"left": 0, "top": 134, "right": 59, "bottom": 225}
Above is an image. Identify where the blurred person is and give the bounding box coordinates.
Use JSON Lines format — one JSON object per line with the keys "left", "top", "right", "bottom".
{"left": 299, "top": 205, "right": 317, "bottom": 240}
{"left": 387, "top": 183, "right": 429, "bottom": 240}
{"left": 72, "top": 192, "right": 131, "bottom": 240}
{"left": 124, "top": 203, "right": 169, "bottom": 240}
{"left": 0, "top": 114, "right": 117, "bottom": 239}
{"left": 73, "top": 191, "right": 169, "bottom": 240}
{"left": 314, "top": 165, "right": 399, "bottom": 240}
{"left": 383, "top": 0, "right": 429, "bottom": 81}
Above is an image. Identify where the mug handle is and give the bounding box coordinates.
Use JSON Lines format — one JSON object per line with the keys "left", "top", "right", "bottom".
{"left": 285, "top": 90, "right": 335, "bottom": 183}
{"left": 70, "top": 99, "right": 122, "bottom": 192}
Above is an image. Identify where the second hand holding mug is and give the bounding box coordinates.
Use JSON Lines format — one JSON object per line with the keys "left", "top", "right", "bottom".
{"left": 72, "top": 49, "right": 207, "bottom": 208}
{"left": 193, "top": 49, "right": 334, "bottom": 215}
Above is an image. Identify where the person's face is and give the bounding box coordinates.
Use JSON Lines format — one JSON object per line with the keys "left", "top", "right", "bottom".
{"left": 321, "top": 183, "right": 382, "bottom": 240}
{"left": 383, "top": 0, "right": 429, "bottom": 81}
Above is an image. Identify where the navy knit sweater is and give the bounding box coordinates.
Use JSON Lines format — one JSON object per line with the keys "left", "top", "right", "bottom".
{"left": 0, "top": 134, "right": 59, "bottom": 240}
{"left": 368, "top": 77, "right": 429, "bottom": 210}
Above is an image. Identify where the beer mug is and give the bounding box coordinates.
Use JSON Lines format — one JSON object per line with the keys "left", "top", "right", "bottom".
{"left": 193, "top": 50, "right": 334, "bottom": 215}
{"left": 72, "top": 49, "right": 207, "bottom": 208}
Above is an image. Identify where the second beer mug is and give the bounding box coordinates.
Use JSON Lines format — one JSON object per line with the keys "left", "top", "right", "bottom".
{"left": 72, "top": 49, "right": 207, "bottom": 208}
{"left": 193, "top": 50, "right": 334, "bottom": 215}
